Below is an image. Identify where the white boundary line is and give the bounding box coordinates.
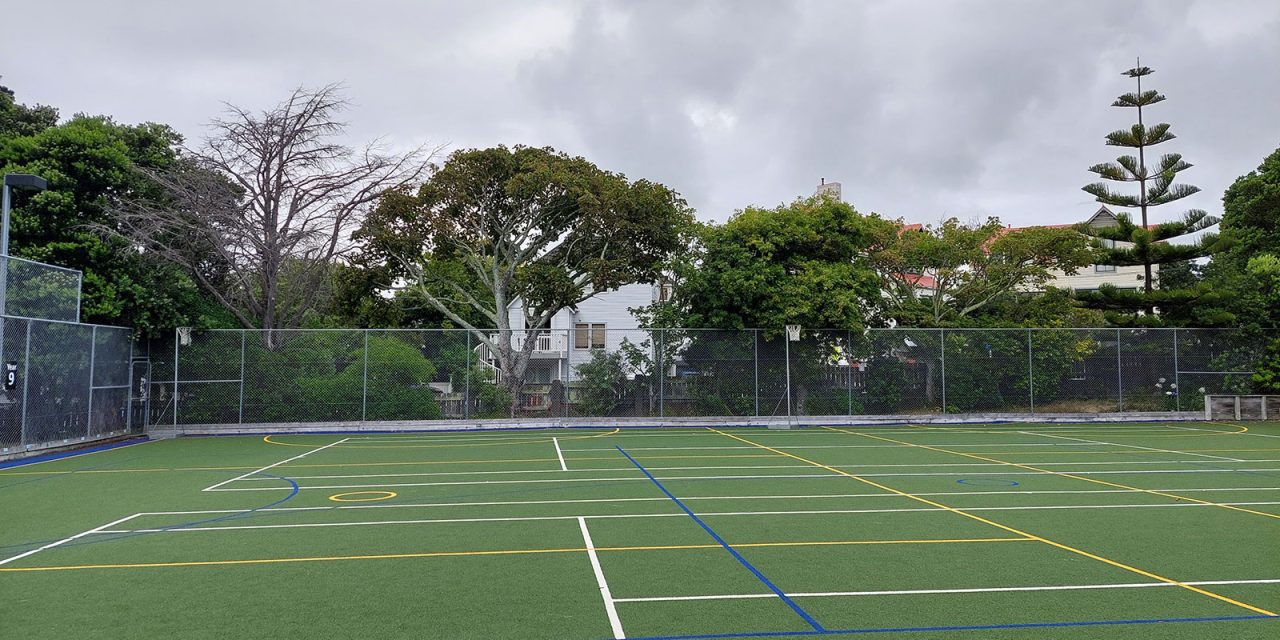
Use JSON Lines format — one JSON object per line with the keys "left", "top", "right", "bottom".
{"left": 202, "top": 437, "right": 350, "bottom": 492}
{"left": 0, "top": 513, "right": 142, "bottom": 566}
{"left": 1022, "top": 431, "right": 1245, "bottom": 462}
{"left": 231, "top": 459, "right": 1280, "bottom": 481}
{"left": 99, "top": 501, "right": 1280, "bottom": 534}
{"left": 612, "top": 578, "right": 1280, "bottom": 603}
{"left": 128, "top": 486, "right": 1280, "bottom": 517}
{"left": 579, "top": 517, "right": 625, "bottom": 639}
{"left": 554, "top": 437, "right": 568, "bottom": 471}
{"left": 204, "top": 467, "right": 1280, "bottom": 491}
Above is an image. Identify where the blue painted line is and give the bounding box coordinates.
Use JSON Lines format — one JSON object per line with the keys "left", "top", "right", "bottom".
{"left": 0, "top": 437, "right": 149, "bottom": 470}
{"left": 622, "top": 614, "right": 1278, "bottom": 640}
{"left": 615, "top": 445, "right": 825, "bottom": 633}
{"left": 956, "top": 478, "right": 1020, "bottom": 487}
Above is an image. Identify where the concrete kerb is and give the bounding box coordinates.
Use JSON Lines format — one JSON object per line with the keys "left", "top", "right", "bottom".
{"left": 146, "top": 411, "right": 1206, "bottom": 438}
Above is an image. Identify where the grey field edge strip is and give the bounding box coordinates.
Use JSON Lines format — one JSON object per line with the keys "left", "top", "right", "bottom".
{"left": 97, "top": 501, "right": 1280, "bottom": 534}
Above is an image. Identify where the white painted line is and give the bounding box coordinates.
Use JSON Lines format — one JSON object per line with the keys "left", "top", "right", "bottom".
{"left": 0, "top": 513, "right": 142, "bottom": 566}
{"left": 202, "top": 437, "right": 350, "bottom": 492}
{"left": 554, "top": 437, "right": 568, "bottom": 472}
{"left": 231, "top": 459, "right": 1280, "bottom": 482}
{"left": 579, "top": 517, "right": 625, "bottom": 639}
{"left": 1022, "top": 431, "right": 1245, "bottom": 462}
{"left": 100, "top": 501, "right": 1280, "bottom": 534}
{"left": 137, "top": 486, "right": 1280, "bottom": 517}
{"left": 612, "top": 578, "right": 1280, "bottom": 603}
{"left": 206, "top": 467, "right": 1280, "bottom": 491}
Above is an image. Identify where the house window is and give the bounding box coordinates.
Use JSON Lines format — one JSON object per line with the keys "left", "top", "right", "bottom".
{"left": 1095, "top": 264, "right": 1116, "bottom": 273}
{"left": 574, "top": 323, "right": 606, "bottom": 349}
{"left": 659, "top": 282, "right": 674, "bottom": 302}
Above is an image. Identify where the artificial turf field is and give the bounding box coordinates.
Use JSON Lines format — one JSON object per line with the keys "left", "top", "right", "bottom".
{"left": 2, "top": 422, "right": 1279, "bottom": 639}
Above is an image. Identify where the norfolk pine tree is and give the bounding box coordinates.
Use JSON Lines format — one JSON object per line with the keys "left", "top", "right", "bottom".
{"left": 1078, "top": 61, "right": 1219, "bottom": 319}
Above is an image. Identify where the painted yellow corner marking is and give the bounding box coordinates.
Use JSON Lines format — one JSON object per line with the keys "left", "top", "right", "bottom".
{"left": 708, "top": 427, "right": 1277, "bottom": 618}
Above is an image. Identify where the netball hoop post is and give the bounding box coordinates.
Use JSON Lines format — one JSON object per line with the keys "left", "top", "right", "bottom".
{"left": 785, "top": 325, "right": 800, "bottom": 422}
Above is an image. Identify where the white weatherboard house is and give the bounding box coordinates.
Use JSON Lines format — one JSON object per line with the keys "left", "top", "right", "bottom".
{"left": 485, "top": 283, "right": 668, "bottom": 409}
{"left": 1037, "top": 205, "right": 1155, "bottom": 294}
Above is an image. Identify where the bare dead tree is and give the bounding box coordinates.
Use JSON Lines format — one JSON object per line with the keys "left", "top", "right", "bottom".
{"left": 108, "top": 85, "right": 439, "bottom": 346}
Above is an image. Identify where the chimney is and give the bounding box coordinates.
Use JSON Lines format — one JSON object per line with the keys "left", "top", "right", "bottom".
{"left": 815, "top": 179, "right": 842, "bottom": 201}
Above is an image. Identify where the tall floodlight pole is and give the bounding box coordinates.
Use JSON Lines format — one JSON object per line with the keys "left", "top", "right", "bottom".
{"left": 1, "top": 174, "right": 49, "bottom": 317}
{"left": 1, "top": 175, "right": 49, "bottom": 388}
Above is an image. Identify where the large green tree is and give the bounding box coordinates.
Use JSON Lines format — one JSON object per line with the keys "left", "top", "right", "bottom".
{"left": 1078, "top": 62, "right": 1219, "bottom": 315}
{"left": 869, "top": 218, "right": 1094, "bottom": 326}
{"left": 0, "top": 87, "right": 228, "bottom": 333}
{"left": 354, "top": 145, "right": 693, "bottom": 411}
{"left": 682, "top": 197, "right": 885, "bottom": 331}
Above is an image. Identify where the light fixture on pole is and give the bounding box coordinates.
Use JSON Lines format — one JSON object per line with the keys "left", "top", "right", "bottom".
{"left": 1, "top": 173, "right": 49, "bottom": 316}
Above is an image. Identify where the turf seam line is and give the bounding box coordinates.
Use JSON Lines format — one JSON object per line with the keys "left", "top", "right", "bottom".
{"left": 710, "top": 428, "right": 1279, "bottom": 618}
{"left": 615, "top": 445, "right": 826, "bottom": 632}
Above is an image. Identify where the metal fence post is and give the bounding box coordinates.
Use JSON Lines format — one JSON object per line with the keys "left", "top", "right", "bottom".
{"left": 940, "top": 328, "right": 947, "bottom": 414}
{"left": 86, "top": 326, "right": 96, "bottom": 437}
{"left": 173, "top": 328, "right": 179, "bottom": 428}
{"left": 753, "top": 329, "right": 759, "bottom": 417}
{"left": 848, "top": 329, "right": 854, "bottom": 416}
{"left": 1172, "top": 328, "right": 1180, "bottom": 412}
{"left": 19, "top": 320, "right": 30, "bottom": 447}
{"left": 464, "top": 331, "right": 471, "bottom": 421}
{"left": 1116, "top": 328, "right": 1123, "bottom": 412}
{"left": 361, "top": 330, "right": 369, "bottom": 422}
{"left": 1027, "top": 328, "right": 1034, "bottom": 413}
{"left": 238, "top": 331, "right": 246, "bottom": 425}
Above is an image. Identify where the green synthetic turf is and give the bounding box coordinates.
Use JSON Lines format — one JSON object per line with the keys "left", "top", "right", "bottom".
{"left": 1, "top": 422, "right": 1278, "bottom": 639}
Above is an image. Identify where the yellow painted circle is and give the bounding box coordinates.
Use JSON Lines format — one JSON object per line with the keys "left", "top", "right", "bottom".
{"left": 328, "top": 491, "right": 398, "bottom": 503}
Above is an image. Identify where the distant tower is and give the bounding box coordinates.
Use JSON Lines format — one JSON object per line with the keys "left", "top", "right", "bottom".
{"left": 815, "top": 177, "right": 842, "bottom": 201}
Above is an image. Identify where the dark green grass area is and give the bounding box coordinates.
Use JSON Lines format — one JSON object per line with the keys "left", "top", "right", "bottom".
{"left": 1, "top": 422, "right": 1278, "bottom": 639}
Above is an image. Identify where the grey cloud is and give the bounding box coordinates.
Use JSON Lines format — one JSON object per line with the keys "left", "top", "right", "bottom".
{"left": 4, "top": 0, "right": 1277, "bottom": 227}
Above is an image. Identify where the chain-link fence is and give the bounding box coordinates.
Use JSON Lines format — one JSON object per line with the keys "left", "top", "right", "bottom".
{"left": 144, "top": 327, "right": 1275, "bottom": 430}
{"left": 0, "top": 317, "right": 138, "bottom": 457}
{"left": 0, "top": 256, "right": 82, "bottom": 322}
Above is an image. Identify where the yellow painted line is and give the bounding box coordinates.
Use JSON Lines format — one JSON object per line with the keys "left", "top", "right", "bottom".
{"left": 828, "top": 427, "right": 1280, "bottom": 523}
{"left": 263, "top": 428, "right": 621, "bottom": 449}
{"left": 328, "top": 491, "right": 397, "bottom": 503}
{"left": 709, "top": 427, "right": 1277, "bottom": 618}
{"left": 0, "top": 537, "right": 1027, "bottom": 573}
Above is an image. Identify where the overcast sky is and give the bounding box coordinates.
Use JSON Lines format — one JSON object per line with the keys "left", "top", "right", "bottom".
{"left": 4, "top": 0, "right": 1278, "bottom": 227}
